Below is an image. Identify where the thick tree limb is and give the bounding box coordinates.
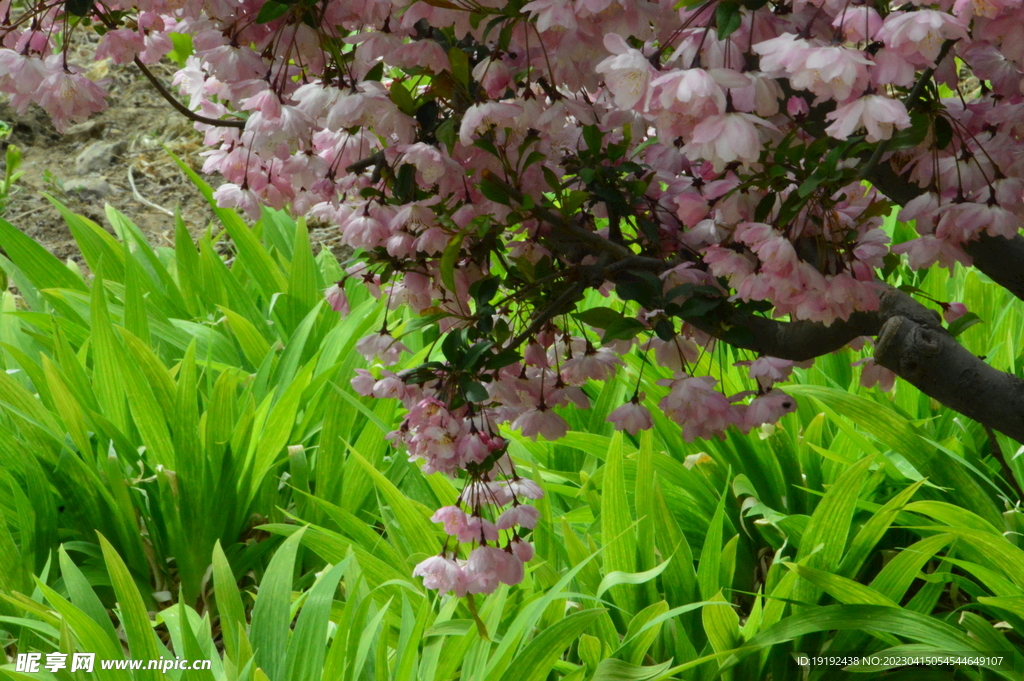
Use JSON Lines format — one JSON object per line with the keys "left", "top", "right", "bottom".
{"left": 865, "top": 155, "right": 1024, "bottom": 302}
{"left": 686, "top": 287, "right": 938, "bottom": 361}
{"left": 961, "top": 235, "right": 1024, "bottom": 301}
{"left": 875, "top": 315, "right": 1024, "bottom": 444}
{"left": 489, "top": 155, "right": 1024, "bottom": 452}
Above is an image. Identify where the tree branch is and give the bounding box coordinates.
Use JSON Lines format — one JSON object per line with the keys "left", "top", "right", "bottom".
{"left": 865, "top": 158, "right": 1024, "bottom": 301}
{"left": 875, "top": 314, "right": 1024, "bottom": 444}
{"left": 686, "top": 287, "right": 938, "bottom": 361}
{"left": 133, "top": 59, "right": 247, "bottom": 129}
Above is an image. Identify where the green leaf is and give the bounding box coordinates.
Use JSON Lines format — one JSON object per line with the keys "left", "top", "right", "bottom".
{"left": 284, "top": 558, "right": 348, "bottom": 681}
{"left": 0, "top": 215, "right": 86, "bottom": 292}
{"left": 838, "top": 479, "right": 925, "bottom": 578}
{"left": 256, "top": 0, "right": 288, "bottom": 22}
{"left": 448, "top": 46, "right": 470, "bottom": 86}
{"left": 250, "top": 527, "right": 306, "bottom": 681}
{"left": 364, "top": 61, "right": 385, "bottom": 82}
{"left": 697, "top": 492, "right": 727, "bottom": 601}
{"left": 592, "top": 659, "right": 672, "bottom": 681}
{"left": 99, "top": 533, "right": 165, "bottom": 681}
{"left": 576, "top": 307, "right": 624, "bottom": 330}
{"left": 792, "top": 456, "right": 873, "bottom": 606}
{"left": 440, "top": 228, "right": 467, "bottom": 297}
{"left": 349, "top": 449, "right": 440, "bottom": 558}
{"left": 211, "top": 540, "right": 246, "bottom": 663}
{"left": 702, "top": 590, "right": 740, "bottom": 654}
{"left": 596, "top": 559, "right": 672, "bottom": 600}
{"left": 603, "top": 432, "right": 638, "bottom": 615}
{"left": 58, "top": 546, "right": 119, "bottom": 647}
{"left": 65, "top": 0, "right": 94, "bottom": 17}
{"left": 166, "top": 32, "right": 194, "bottom": 67}
{"left": 714, "top": 2, "right": 743, "bottom": 39}
{"left": 390, "top": 80, "right": 417, "bottom": 116}
{"left": 602, "top": 318, "right": 646, "bottom": 343}
{"left": 496, "top": 610, "right": 605, "bottom": 681}
{"left": 947, "top": 311, "right": 981, "bottom": 337}
{"left": 479, "top": 175, "right": 514, "bottom": 206}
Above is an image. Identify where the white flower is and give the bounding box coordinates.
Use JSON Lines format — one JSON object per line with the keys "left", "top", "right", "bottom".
{"left": 596, "top": 34, "right": 655, "bottom": 111}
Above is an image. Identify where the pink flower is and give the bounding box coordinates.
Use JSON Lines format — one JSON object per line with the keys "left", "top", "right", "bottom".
{"left": 34, "top": 68, "right": 109, "bottom": 134}
{"left": 561, "top": 345, "right": 622, "bottom": 383}
{"left": 496, "top": 504, "right": 540, "bottom": 530}
{"left": 324, "top": 282, "right": 349, "bottom": 315}
{"left": 745, "top": 357, "right": 795, "bottom": 390}
{"left": 787, "top": 46, "right": 873, "bottom": 102}
{"left": 521, "top": 0, "right": 578, "bottom": 31}
{"left": 607, "top": 399, "right": 653, "bottom": 435}
{"left": 0, "top": 50, "right": 52, "bottom": 101}
{"left": 432, "top": 506, "right": 475, "bottom": 540}
{"left": 512, "top": 405, "right": 569, "bottom": 441}
{"left": 95, "top": 29, "right": 145, "bottom": 65}
{"left": 891, "top": 236, "right": 971, "bottom": 272}
{"left": 833, "top": 7, "right": 882, "bottom": 43}
{"left": 465, "top": 546, "right": 523, "bottom": 592}
{"left": 506, "top": 477, "right": 545, "bottom": 500}
{"left": 342, "top": 212, "right": 389, "bottom": 250}
{"left": 642, "top": 336, "right": 700, "bottom": 371}
{"left": 472, "top": 57, "right": 516, "bottom": 99}
{"left": 458, "top": 101, "right": 523, "bottom": 147}
{"left": 685, "top": 113, "right": 771, "bottom": 171}
{"left": 876, "top": 11, "right": 968, "bottom": 67}
{"left": 658, "top": 374, "right": 734, "bottom": 442}
{"left": 511, "top": 538, "right": 535, "bottom": 562}
{"left": 596, "top": 34, "right": 655, "bottom": 111}
{"left": 856, "top": 357, "right": 897, "bottom": 392}
{"left": 414, "top": 555, "right": 468, "bottom": 595}
{"left": 786, "top": 96, "right": 809, "bottom": 118}
{"left": 649, "top": 68, "right": 726, "bottom": 116}
{"left": 943, "top": 302, "right": 968, "bottom": 323}
{"left": 824, "top": 95, "right": 911, "bottom": 143}
{"left": 213, "top": 183, "right": 262, "bottom": 220}
{"left": 351, "top": 369, "right": 376, "bottom": 396}
{"left": 201, "top": 43, "right": 267, "bottom": 82}
{"left": 742, "top": 390, "right": 798, "bottom": 431}
{"left": 355, "top": 331, "right": 408, "bottom": 365}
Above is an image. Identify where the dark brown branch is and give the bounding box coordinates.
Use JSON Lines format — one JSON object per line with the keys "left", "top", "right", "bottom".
{"left": 875, "top": 314, "right": 1024, "bottom": 444}
{"left": 133, "top": 59, "right": 247, "bottom": 129}
{"left": 865, "top": 155, "right": 1024, "bottom": 302}
{"left": 686, "top": 287, "right": 938, "bottom": 361}
{"left": 345, "top": 150, "right": 387, "bottom": 175}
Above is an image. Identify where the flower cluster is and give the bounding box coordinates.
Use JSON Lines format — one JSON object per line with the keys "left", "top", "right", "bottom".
{"left": 3, "top": 0, "right": 1011, "bottom": 595}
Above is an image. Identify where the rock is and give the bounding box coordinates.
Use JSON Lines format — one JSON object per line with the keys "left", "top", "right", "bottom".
{"left": 75, "top": 140, "right": 127, "bottom": 174}
{"left": 63, "top": 177, "right": 114, "bottom": 199}
{"left": 64, "top": 120, "right": 106, "bottom": 144}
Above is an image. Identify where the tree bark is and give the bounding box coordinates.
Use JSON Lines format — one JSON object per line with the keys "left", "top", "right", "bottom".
{"left": 686, "top": 287, "right": 937, "bottom": 362}
{"left": 873, "top": 315, "right": 1024, "bottom": 443}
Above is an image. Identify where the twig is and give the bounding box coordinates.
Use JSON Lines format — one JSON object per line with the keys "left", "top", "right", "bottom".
{"left": 507, "top": 281, "right": 587, "bottom": 350}
{"left": 128, "top": 165, "right": 175, "bottom": 217}
{"left": 7, "top": 205, "right": 47, "bottom": 222}
{"left": 133, "top": 58, "right": 247, "bottom": 130}
{"left": 345, "top": 150, "right": 387, "bottom": 175}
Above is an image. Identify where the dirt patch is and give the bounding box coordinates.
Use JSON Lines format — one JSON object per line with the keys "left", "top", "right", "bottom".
{"left": 0, "top": 51, "right": 221, "bottom": 266}
{"left": 0, "top": 36, "right": 347, "bottom": 269}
